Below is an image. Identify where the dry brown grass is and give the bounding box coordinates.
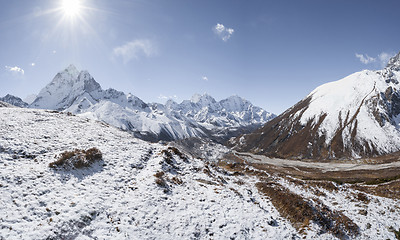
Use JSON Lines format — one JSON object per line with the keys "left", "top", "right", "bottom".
{"left": 49, "top": 147, "right": 102, "bottom": 169}
{"left": 355, "top": 192, "right": 370, "bottom": 204}
{"left": 353, "top": 180, "right": 400, "bottom": 199}
{"left": 154, "top": 171, "right": 169, "bottom": 190}
{"left": 390, "top": 227, "right": 400, "bottom": 240}
{"left": 168, "top": 147, "right": 187, "bottom": 161}
{"left": 222, "top": 153, "right": 400, "bottom": 200}
{"left": 170, "top": 176, "right": 183, "bottom": 185}
{"left": 161, "top": 147, "right": 187, "bottom": 162}
{"left": 256, "top": 182, "right": 359, "bottom": 238}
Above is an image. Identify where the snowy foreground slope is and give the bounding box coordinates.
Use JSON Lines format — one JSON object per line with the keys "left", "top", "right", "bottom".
{"left": 29, "top": 65, "right": 274, "bottom": 142}
{"left": 1, "top": 107, "right": 400, "bottom": 239}
{"left": 231, "top": 51, "right": 400, "bottom": 159}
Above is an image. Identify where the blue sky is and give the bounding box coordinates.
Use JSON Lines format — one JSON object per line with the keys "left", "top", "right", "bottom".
{"left": 1, "top": 0, "right": 400, "bottom": 114}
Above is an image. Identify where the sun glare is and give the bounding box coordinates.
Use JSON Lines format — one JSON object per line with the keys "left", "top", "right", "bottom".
{"left": 62, "top": 0, "right": 82, "bottom": 17}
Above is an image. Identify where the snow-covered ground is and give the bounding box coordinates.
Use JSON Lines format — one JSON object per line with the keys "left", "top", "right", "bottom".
{"left": 1, "top": 107, "right": 399, "bottom": 239}
{"left": 0, "top": 108, "right": 292, "bottom": 239}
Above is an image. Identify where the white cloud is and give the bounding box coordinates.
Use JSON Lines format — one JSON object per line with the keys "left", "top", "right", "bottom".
{"left": 158, "top": 94, "right": 178, "bottom": 100}
{"left": 355, "top": 53, "right": 376, "bottom": 64}
{"left": 5, "top": 66, "right": 24, "bottom": 75}
{"left": 52, "top": 50, "right": 56, "bottom": 54}
{"left": 31, "top": 63, "right": 36, "bottom": 67}
{"left": 202, "top": 76, "right": 208, "bottom": 81}
{"left": 113, "top": 39, "right": 156, "bottom": 64}
{"left": 378, "top": 52, "right": 395, "bottom": 67}
{"left": 355, "top": 51, "right": 397, "bottom": 67}
{"left": 213, "top": 23, "right": 234, "bottom": 42}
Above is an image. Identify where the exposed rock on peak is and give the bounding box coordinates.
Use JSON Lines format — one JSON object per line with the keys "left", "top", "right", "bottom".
{"left": 386, "top": 51, "right": 400, "bottom": 71}
{"left": 78, "top": 71, "right": 101, "bottom": 92}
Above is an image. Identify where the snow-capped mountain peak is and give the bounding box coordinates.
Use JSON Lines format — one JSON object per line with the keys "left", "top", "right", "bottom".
{"left": 65, "top": 64, "right": 80, "bottom": 78}
{"left": 220, "top": 95, "right": 252, "bottom": 112}
{"left": 30, "top": 65, "right": 102, "bottom": 110}
{"left": 231, "top": 51, "right": 400, "bottom": 159}
{"left": 190, "top": 93, "right": 217, "bottom": 106}
{"left": 29, "top": 65, "right": 275, "bottom": 142}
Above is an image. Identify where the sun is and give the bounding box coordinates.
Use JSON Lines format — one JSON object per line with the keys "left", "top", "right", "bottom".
{"left": 62, "top": 0, "right": 82, "bottom": 17}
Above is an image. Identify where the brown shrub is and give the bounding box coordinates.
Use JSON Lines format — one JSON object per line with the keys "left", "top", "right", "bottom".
{"left": 352, "top": 180, "right": 400, "bottom": 200}
{"left": 389, "top": 227, "right": 400, "bottom": 240}
{"left": 168, "top": 147, "right": 187, "bottom": 160}
{"left": 355, "top": 192, "right": 370, "bottom": 204}
{"left": 171, "top": 176, "right": 183, "bottom": 185}
{"left": 154, "top": 171, "right": 165, "bottom": 178}
{"left": 309, "top": 181, "right": 339, "bottom": 192}
{"left": 160, "top": 147, "right": 188, "bottom": 166}
{"left": 155, "top": 178, "right": 168, "bottom": 188}
{"left": 154, "top": 171, "right": 169, "bottom": 190}
{"left": 256, "top": 182, "right": 359, "bottom": 238}
{"left": 49, "top": 148, "right": 102, "bottom": 169}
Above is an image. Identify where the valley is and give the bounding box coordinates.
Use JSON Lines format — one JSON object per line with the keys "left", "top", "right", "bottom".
{"left": 1, "top": 107, "right": 400, "bottom": 239}
{"left": 2, "top": 1, "right": 400, "bottom": 239}
{"left": 2, "top": 53, "right": 400, "bottom": 239}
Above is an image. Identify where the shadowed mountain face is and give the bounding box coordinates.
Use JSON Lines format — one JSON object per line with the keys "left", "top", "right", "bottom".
{"left": 29, "top": 65, "right": 275, "bottom": 142}
{"left": 230, "top": 52, "right": 400, "bottom": 160}
{"left": 0, "top": 94, "right": 28, "bottom": 108}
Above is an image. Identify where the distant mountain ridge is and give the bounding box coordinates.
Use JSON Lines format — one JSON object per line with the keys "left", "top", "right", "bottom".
{"left": 0, "top": 94, "right": 28, "bottom": 108}
{"left": 230, "top": 51, "right": 400, "bottom": 159}
{"left": 29, "top": 64, "right": 275, "bottom": 142}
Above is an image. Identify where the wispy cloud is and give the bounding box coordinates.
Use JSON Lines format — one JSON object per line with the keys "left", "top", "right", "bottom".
{"left": 213, "top": 23, "right": 234, "bottom": 42}
{"left": 355, "top": 52, "right": 396, "bottom": 67}
{"left": 113, "top": 39, "right": 156, "bottom": 64}
{"left": 5, "top": 66, "right": 24, "bottom": 75}
{"left": 355, "top": 53, "right": 376, "bottom": 64}
{"left": 378, "top": 52, "right": 395, "bottom": 67}
{"left": 158, "top": 94, "right": 178, "bottom": 100}
{"left": 202, "top": 76, "right": 208, "bottom": 81}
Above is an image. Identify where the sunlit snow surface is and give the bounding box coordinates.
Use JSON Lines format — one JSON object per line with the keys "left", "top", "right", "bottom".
{"left": 300, "top": 70, "right": 400, "bottom": 155}
{"left": 0, "top": 108, "right": 292, "bottom": 239}
{"left": 1, "top": 108, "right": 399, "bottom": 239}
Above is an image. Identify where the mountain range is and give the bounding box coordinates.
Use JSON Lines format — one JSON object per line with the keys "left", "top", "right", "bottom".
{"left": 18, "top": 64, "right": 274, "bottom": 142}
{"left": 230, "top": 51, "right": 400, "bottom": 159}
{"left": 4, "top": 52, "right": 400, "bottom": 160}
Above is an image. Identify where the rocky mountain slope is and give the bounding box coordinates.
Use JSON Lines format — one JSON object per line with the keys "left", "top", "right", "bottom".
{"left": 29, "top": 65, "right": 274, "bottom": 142}
{"left": 1, "top": 107, "right": 399, "bottom": 239}
{"left": 230, "top": 52, "right": 400, "bottom": 159}
{"left": 0, "top": 101, "right": 14, "bottom": 108}
{"left": 0, "top": 94, "right": 28, "bottom": 108}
